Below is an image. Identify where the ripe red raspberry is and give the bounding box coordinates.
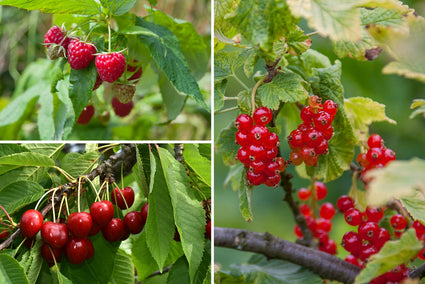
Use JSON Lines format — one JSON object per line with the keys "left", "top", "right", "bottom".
{"left": 112, "top": 97, "right": 133, "bottom": 117}
{"left": 67, "top": 40, "right": 96, "bottom": 70}
{"left": 112, "top": 84, "right": 136, "bottom": 104}
{"left": 44, "top": 25, "right": 70, "bottom": 59}
{"left": 128, "top": 66, "right": 143, "bottom": 83}
{"left": 95, "top": 52, "right": 126, "bottom": 83}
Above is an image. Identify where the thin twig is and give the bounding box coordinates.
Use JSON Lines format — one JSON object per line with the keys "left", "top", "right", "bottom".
{"left": 251, "top": 77, "right": 266, "bottom": 116}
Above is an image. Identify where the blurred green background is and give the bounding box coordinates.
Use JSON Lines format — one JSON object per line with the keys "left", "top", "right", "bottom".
{"left": 214, "top": 0, "right": 425, "bottom": 271}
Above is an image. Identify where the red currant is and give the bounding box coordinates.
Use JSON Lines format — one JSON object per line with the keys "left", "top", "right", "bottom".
{"left": 314, "top": 139, "right": 328, "bottom": 155}
{"left": 372, "top": 227, "right": 390, "bottom": 250}
{"left": 336, "top": 195, "right": 354, "bottom": 212}
{"left": 300, "top": 106, "right": 314, "bottom": 123}
{"left": 344, "top": 255, "right": 361, "bottom": 267}
{"left": 288, "top": 129, "right": 304, "bottom": 148}
{"left": 365, "top": 207, "right": 384, "bottom": 223}
{"left": 382, "top": 148, "right": 396, "bottom": 165}
{"left": 309, "top": 95, "right": 322, "bottom": 109}
{"left": 316, "top": 218, "right": 332, "bottom": 232}
{"left": 319, "top": 202, "right": 336, "bottom": 220}
{"left": 289, "top": 151, "right": 303, "bottom": 166}
{"left": 299, "top": 204, "right": 312, "bottom": 217}
{"left": 247, "top": 144, "right": 266, "bottom": 162}
{"left": 319, "top": 238, "right": 336, "bottom": 255}
{"left": 264, "top": 174, "right": 280, "bottom": 187}
{"left": 249, "top": 125, "right": 269, "bottom": 145}
{"left": 342, "top": 231, "right": 362, "bottom": 254}
{"left": 264, "top": 162, "right": 280, "bottom": 176}
{"left": 276, "top": 157, "right": 286, "bottom": 172}
{"left": 390, "top": 214, "right": 407, "bottom": 230}
{"left": 294, "top": 225, "right": 303, "bottom": 238}
{"left": 359, "top": 243, "right": 378, "bottom": 261}
{"left": 367, "top": 134, "right": 383, "bottom": 148}
{"left": 358, "top": 222, "right": 380, "bottom": 242}
{"left": 265, "top": 132, "right": 279, "bottom": 148}
{"left": 366, "top": 147, "right": 383, "bottom": 164}
{"left": 413, "top": 220, "right": 425, "bottom": 238}
{"left": 303, "top": 128, "right": 324, "bottom": 148}
{"left": 322, "top": 126, "right": 333, "bottom": 141}
{"left": 344, "top": 208, "right": 362, "bottom": 226}
{"left": 297, "top": 188, "right": 311, "bottom": 201}
{"left": 314, "top": 181, "right": 327, "bottom": 200}
{"left": 313, "top": 111, "right": 332, "bottom": 131}
{"left": 235, "top": 114, "right": 253, "bottom": 132}
{"left": 265, "top": 147, "right": 278, "bottom": 161}
{"left": 253, "top": 107, "right": 273, "bottom": 125}
{"left": 20, "top": 209, "right": 44, "bottom": 239}
{"left": 322, "top": 100, "right": 338, "bottom": 117}
{"left": 237, "top": 147, "right": 250, "bottom": 166}
{"left": 246, "top": 171, "right": 264, "bottom": 186}
{"left": 235, "top": 131, "right": 249, "bottom": 146}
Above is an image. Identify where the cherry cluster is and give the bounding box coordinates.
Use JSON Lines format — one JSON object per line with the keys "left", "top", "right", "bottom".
{"left": 287, "top": 95, "right": 338, "bottom": 167}
{"left": 356, "top": 134, "right": 396, "bottom": 182}
{"left": 19, "top": 186, "right": 148, "bottom": 265}
{"left": 234, "top": 107, "right": 285, "bottom": 187}
{"left": 293, "top": 181, "right": 337, "bottom": 255}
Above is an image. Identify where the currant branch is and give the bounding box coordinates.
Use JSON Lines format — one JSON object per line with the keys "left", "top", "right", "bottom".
{"left": 0, "top": 144, "right": 138, "bottom": 251}
{"left": 214, "top": 227, "right": 361, "bottom": 283}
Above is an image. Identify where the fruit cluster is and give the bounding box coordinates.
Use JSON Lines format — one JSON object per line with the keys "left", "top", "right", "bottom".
{"left": 44, "top": 25, "right": 142, "bottom": 123}
{"left": 287, "top": 95, "right": 338, "bottom": 167}
{"left": 293, "top": 181, "right": 337, "bottom": 255}
{"left": 234, "top": 107, "right": 286, "bottom": 187}
{"left": 20, "top": 186, "right": 148, "bottom": 265}
{"left": 356, "top": 134, "right": 396, "bottom": 183}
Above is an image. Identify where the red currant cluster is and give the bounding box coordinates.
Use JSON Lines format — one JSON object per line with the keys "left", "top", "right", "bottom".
{"left": 20, "top": 187, "right": 148, "bottom": 266}
{"left": 287, "top": 95, "right": 338, "bottom": 167}
{"left": 44, "top": 25, "right": 142, "bottom": 123}
{"left": 293, "top": 182, "right": 337, "bottom": 255}
{"left": 356, "top": 134, "right": 396, "bottom": 182}
{"left": 234, "top": 107, "right": 286, "bottom": 187}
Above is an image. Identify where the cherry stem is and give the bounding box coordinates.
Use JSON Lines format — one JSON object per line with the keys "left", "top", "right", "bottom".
{"left": 35, "top": 187, "right": 58, "bottom": 211}
{"left": 48, "top": 245, "right": 59, "bottom": 269}
{"left": 53, "top": 166, "right": 75, "bottom": 183}
{"left": 0, "top": 221, "right": 12, "bottom": 228}
{"left": 77, "top": 177, "right": 82, "bottom": 213}
{"left": 0, "top": 205, "right": 13, "bottom": 225}
{"left": 251, "top": 76, "right": 266, "bottom": 116}
{"left": 113, "top": 182, "right": 130, "bottom": 210}
{"left": 64, "top": 196, "right": 70, "bottom": 216}
{"left": 85, "top": 177, "right": 101, "bottom": 202}
{"left": 13, "top": 237, "right": 27, "bottom": 258}
{"left": 52, "top": 189, "right": 56, "bottom": 223}
{"left": 57, "top": 195, "right": 66, "bottom": 223}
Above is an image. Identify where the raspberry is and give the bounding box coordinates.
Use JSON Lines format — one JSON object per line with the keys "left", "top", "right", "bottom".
{"left": 235, "top": 114, "right": 253, "bottom": 132}
{"left": 67, "top": 40, "right": 96, "bottom": 70}
{"left": 128, "top": 66, "right": 143, "bottom": 83}
{"left": 112, "top": 97, "right": 133, "bottom": 117}
{"left": 112, "top": 84, "right": 136, "bottom": 104}
{"left": 44, "top": 25, "right": 70, "bottom": 59}
{"left": 95, "top": 52, "right": 126, "bottom": 82}
{"left": 253, "top": 107, "right": 273, "bottom": 125}
{"left": 76, "top": 105, "right": 95, "bottom": 124}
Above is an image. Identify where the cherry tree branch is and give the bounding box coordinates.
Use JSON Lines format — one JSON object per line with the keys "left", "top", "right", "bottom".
{"left": 215, "top": 227, "right": 361, "bottom": 284}
{"left": 0, "top": 144, "right": 138, "bottom": 251}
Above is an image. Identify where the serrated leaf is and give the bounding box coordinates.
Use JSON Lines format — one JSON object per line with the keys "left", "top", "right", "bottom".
{"left": 400, "top": 191, "right": 425, "bottom": 225}
{"left": 355, "top": 229, "right": 422, "bottom": 284}
{"left": 19, "top": 239, "right": 42, "bottom": 284}
{"left": 158, "top": 72, "right": 187, "bottom": 121}
{"left": 110, "top": 249, "right": 134, "bottom": 284}
{"left": 257, "top": 72, "right": 309, "bottom": 110}
{"left": 344, "top": 97, "right": 396, "bottom": 143}
{"left": 0, "top": 254, "right": 29, "bottom": 284}
{"left": 134, "top": 17, "right": 209, "bottom": 111}
{"left": 214, "top": 79, "right": 226, "bottom": 112}
{"left": 214, "top": 49, "right": 247, "bottom": 82}
{"left": 157, "top": 148, "right": 205, "bottom": 281}
{"left": 193, "top": 240, "right": 211, "bottom": 284}
{"left": 366, "top": 158, "right": 425, "bottom": 207}
{"left": 287, "top": 0, "right": 362, "bottom": 42}
{"left": 23, "top": 144, "right": 64, "bottom": 158}
{"left": 100, "top": 0, "right": 136, "bottom": 16}
{"left": 135, "top": 144, "right": 149, "bottom": 199}
{"left": 183, "top": 144, "right": 211, "bottom": 187}
{"left": 286, "top": 28, "right": 312, "bottom": 55}
{"left": 0, "top": 181, "right": 44, "bottom": 217}
{"left": 242, "top": 49, "right": 259, "bottom": 78}
{"left": 237, "top": 90, "right": 253, "bottom": 114}
{"left": 50, "top": 267, "right": 72, "bottom": 284}
{"left": 50, "top": 58, "right": 66, "bottom": 93}
{"left": 215, "top": 121, "right": 239, "bottom": 166}
{"left": 0, "top": 0, "right": 100, "bottom": 15}
{"left": 0, "top": 152, "right": 54, "bottom": 167}
{"left": 410, "top": 99, "right": 425, "bottom": 119}
{"left": 61, "top": 150, "right": 99, "bottom": 179}
{"left": 239, "top": 171, "right": 254, "bottom": 222}
{"left": 166, "top": 256, "right": 190, "bottom": 284}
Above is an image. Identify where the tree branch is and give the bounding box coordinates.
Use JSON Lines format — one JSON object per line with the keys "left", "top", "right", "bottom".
{"left": 409, "top": 262, "right": 425, "bottom": 279}
{"left": 0, "top": 144, "right": 138, "bottom": 251}
{"left": 214, "top": 227, "right": 361, "bottom": 284}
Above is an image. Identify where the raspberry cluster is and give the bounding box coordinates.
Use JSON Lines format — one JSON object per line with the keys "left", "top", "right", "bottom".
{"left": 287, "top": 95, "right": 338, "bottom": 167}
{"left": 356, "top": 134, "right": 396, "bottom": 182}
{"left": 44, "top": 25, "right": 143, "bottom": 123}
{"left": 20, "top": 187, "right": 149, "bottom": 266}
{"left": 234, "top": 107, "right": 285, "bottom": 187}
{"left": 293, "top": 181, "right": 337, "bottom": 255}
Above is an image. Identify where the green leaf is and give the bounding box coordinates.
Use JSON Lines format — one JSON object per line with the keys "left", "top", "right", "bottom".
{"left": 227, "top": 0, "right": 297, "bottom": 54}
{"left": 145, "top": 150, "right": 175, "bottom": 270}
{"left": 286, "top": 28, "right": 312, "bottom": 56}
{"left": 214, "top": 79, "right": 226, "bottom": 112}
{"left": 215, "top": 121, "right": 239, "bottom": 166}
{"left": 239, "top": 171, "right": 254, "bottom": 222}
{"left": 0, "top": 0, "right": 100, "bottom": 14}
{"left": 237, "top": 90, "right": 253, "bottom": 114}
{"left": 366, "top": 158, "right": 425, "bottom": 207}
{"left": 400, "top": 191, "right": 425, "bottom": 225}
{"left": 56, "top": 80, "right": 75, "bottom": 139}
{"left": 61, "top": 150, "right": 99, "bottom": 178}
{"left": 183, "top": 144, "right": 211, "bottom": 187}
{"left": 355, "top": 229, "right": 422, "bottom": 284}
{"left": 224, "top": 164, "right": 245, "bottom": 191}
{"left": 19, "top": 240, "right": 42, "bottom": 284}
{"left": 214, "top": 49, "right": 246, "bottom": 82}
{"left": 0, "top": 254, "right": 29, "bottom": 284}
{"left": 157, "top": 148, "right": 206, "bottom": 280}
{"left": 0, "top": 181, "right": 44, "bottom": 217}
{"left": 410, "top": 99, "right": 425, "bottom": 119}
{"left": 68, "top": 63, "right": 97, "bottom": 121}
{"left": 287, "top": 0, "right": 362, "bottom": 42}
{"left": 344, "top": 97, "right": 396, "bottom": 143}
{"left": 50, "top": 267, "right": 72, "bottom": 284}
{"left": 135, "top": 145, "right": 149, "bottom": 199}
{"left": 218, "top": 254, "right": 322, "bottom": 284}
{"left": 158, "top": 72, "right": 187, "bottom": 121}
{"left": 257, "top": 72, "right": 309, "bottom": 110}
{"left": 166, "top": 256, "right": 190, "bottom": 284}
{"left": 134, "top": 17, "right": 209, "bottom": 111}
{"left": 0, "top": 82, "right": 45, "bottom": 127}
{"left": 100, "top": 0, "right": 136, "bottom": 16}
{"left": 110, "top": 249, "right": 134, "bottom": 284}
{"left": 37, "top": 91, "right": 55, "bottom": 140}
{"left": 0, "top": 152, "right": 54, "bottom": 167}
{"left": 193, "top": 240, "right": 211, "bottom": 284}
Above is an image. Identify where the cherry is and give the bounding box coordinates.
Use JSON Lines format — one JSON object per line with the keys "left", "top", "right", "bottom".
{"left": 111, "top": 187, "right": 135, "bottom": 210}
{"left": 88, "top": 223, "right": 101, "bottom": 237}
{"left": 235, "top": 114, "right": 253, "bottom": 132}
{"left": 390, "top": 214, "right": 407, "bottom": 230}
{"left": 90, "top": 200, "right": 114, "bottom": 227}
{"left": 67, "top": 212, "right": 93, "bottom": 237}
{"left": 123, "top": 211, "right": 144, "bottom": 234}
{"left": 121, "top": 230, "right": 130, "bottom": 241}
{"left": 313, "top": 181, "right": 327, "bottom": 200}
{"left": 65, "top": 237, "right": 88, "bottom": 264}
{"left": 76, "top": 105, "right": 95, "bottom": 125}
{"left": 297, "top": 188, "right": 311, "bottom": 201}
{"left": 205, "top": 221, "right": 211, "bottom": 240}
{"left": 140, "top": 203, "right": 148, "bottom": 228}
{"left": 20, "top": 209, "right": 44, "bottom": 239}
{"left": 102, "top": 218, "right": 124, "bottom": 242}
{"left": 319, "top": 202, "right": 336, "bottom": 220}
{"left": 0, "top": 229, "right": 9, "bottom": 240}
{"left": 253, "top": 107, "right": 272, "bottom": 125}
{"left": 41, "top": 242, "right": 63, "bottom": 265}
{"left": 41, "top": 221, "right": 68, "bottom": 248}
{"left": 336, "top": 195, "right": 354, "bottom": 213}
{"left": 85, "top": 238, "right": 94, "bottom": 260}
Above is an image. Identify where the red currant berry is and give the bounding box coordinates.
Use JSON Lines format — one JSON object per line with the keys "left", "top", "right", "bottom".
{"left": 386, "top": 265, "right": 406, "bottom": 282}
{"left": 413, "top": 220, "right": 425, "bottom": 238}
{"left": 336, "top": 195, "right": 354, "bottom": 213}
{"left": 247, "top": 144, "right": 266, "bottom": 162}
{"left": 123, "top": 211, "right": 144, "bottom": 234}
{"left": 367, "top": 134, "right": 383, "bottom": 148}
{"left": 264, "top": 174, "right": 280, "bottom": 187}
{"left": 390, "top": 214, "right": 407, "bottom": 230}
{"left": 265, "top": 132, "right": 279, "bottom": 148}
{"left": 372, "top": 227, "right": 390, "bottom": 250}
{"left": 322, "top": 100, "right": 338, "bottom": 117}
{"left": 67, "top": 212, "right": 93, "bottom": 238}
{"left": 344, "top": 208, "right": 363, "bottom": 226}
{"left": 322, "top": 126, "right": 334, "bottom": 141}
{"left": 20, "top": 209, "right": 44, "bottom": 239}
{"left": 309, "top": 95, "right": 322, "bottom": 109}
{"left": 418, "top": 248, "right": 425, "bottom": 260}
{"left": 288, "top": 129, "right": 304, "bottom": 148}
{"left": 315, "top": 229, "right": 329, "bottom": 244}
{"left": 41, "top": 243, "right": 63, "bottom": 265}
{"left": 319, "top": 202, "right": 336, "bottom": 220}
{"left": 305, "top": 216, "right": 317, "bottom": 233}
{"left": 297, "top": 122, "right": 314, "bottom": 133}
{"left": 313, "top": 111, "right": 332, "bottom": 131}
{"left": 319, "top": 238, "right": 336, "bottom": 255}
{"left": 249, "top": 125, "right": 269, "bottom": 145}
{"left": 237, "top": 147, "right": 250, "bottom": 166}
{"left": 314, "top": 139, "right": 329, "bottom": 155}
{"left": 382, "top": 148, "right": 396, "bottom": 165}
{"left": 314, "top": 181, "right": 327, "bottom": 200}
{"left": 358, "top": 221, "right": 380, "bottom": 242}
{"left": 276, "top": 157, "right": 286, "bottom": 172}
{"left": 365, "top": 207, "right": 384, "bottom": 223}
{"left": 249, "top": 160, "right": 266, "bottom": 173}
{"left": 65, "top": 237, "right": 88, "bottom": 264}
{"left": 357, "top": 153, "right": 369, "bottom": 168}
{"left": 304, "top": 154, "right": 318, "bottom": 167}
{"left": 111, "top": 187, "right": 135, "bottom": 210}
{"left": 342, "top": 231, "right": 362, "bottom": 254}
{"left": 102, "top": 218, "right": 125, "bottom": 242}
{"left": 300, "top": 106, "right": 314, "bottom": 123}
{"left": 316, "top": 218, "right": 332, "bottom": 232}
{"left": 41, "top": 221, "right": 68, "bottom": 248}
{"left": 366, "top": 147, "right": 383, "bottom": 164}
{"left": 265, "top": 147, "right": 278, "bottom": 161}
{"left": 297, "top": 188, "right": 311, "bottom": 201}
{"left": 303, "top": 128, "right": 324, "bottom": 148}
{"left": 359, "top": 244, "right": 378, "bottom": 261}
{"left": 235, "top": 131, "right": 249, "bottom": 146}
{"left": 289, "top": 151, "right": 303, "bottom": 166}
{"left": 294, "top": 225, "right": 303, "bottom": 238}
{"left": 235, "top": 114, "right": 253, "bottom": 132}
{"left": 90, "top": 200, "right": 114, "bottom": 227}
{"left": 299, "top": 204, "right": 312, "bottom": 217}
{"left": 299, "top": 146, "right": 316, "bottom": 162}
{"left": 264, "top": 162, "right": 280, "bottom": 176}
{"left": 253, "top": 107, "right": 273, "bottom": 125}
{"left": 344, "top": 255, "right": 361, "bottom": 267}
{"left": 246, "top": 171, "right": 265, "bottom": 186}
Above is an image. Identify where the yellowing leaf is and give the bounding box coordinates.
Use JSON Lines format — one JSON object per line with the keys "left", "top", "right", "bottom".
{"left": 399, "top": 191, "right": 425, "bottom": 225}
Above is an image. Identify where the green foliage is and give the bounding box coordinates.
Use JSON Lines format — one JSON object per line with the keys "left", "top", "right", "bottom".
{"left": 0, "top": 254, "right": 29, "bottom": 284}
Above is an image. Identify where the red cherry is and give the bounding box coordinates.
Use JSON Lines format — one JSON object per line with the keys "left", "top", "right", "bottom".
{"left": 174, "top": 228, "right": 181, "bottom": 242}
{"left": 67, "top": 212, "right": 93, "bottom": 237}
{"left": 123, "top": 211, "right": 144, "bottom": 234}
{"left": 102, "top": 218, "right": 124, "bottom": 242}
{"left": 140, "top": 203, "right": 148, "bottom": 228}
{"left": 111, "top": 187, "right": 135, "bottom": 210}
{"left": 65, "top": 237, "right": 88, "bottom": 264}
{"left": 205, "top": 221, "right": 211, "bottom": 240}
{"left": 90, "top": 200, "right": 114, "bottom": 227}
{"left": 253, "top": 107, "right": 273, "bottom": 125}
{"left": 20, "top": 209, "right": 44, "bottom": 239}
{"left": 41, "top": 221, "right": 68, "bottom": 248}
{"left": 313, "top": 181, "right": 327, "bottom": 200}
{"left": 76, "top": 105, "right": 95, "bottom": 125}
{"left": 41, "top": 243, "right": 63, "bottom": 265}
{"left": 0, "top": 229, "right": 9, "bottom": 240}
{"left": 88, "top": 223, "right": 101, "bottom": 237}
{"left": 85, "top": 238, "right": 94, "bottom": 260}
{"left": 319, "top": 202, "right": 336, "bottom": 220}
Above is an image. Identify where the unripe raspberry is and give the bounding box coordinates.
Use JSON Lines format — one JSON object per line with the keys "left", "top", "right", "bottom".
{"left": 113, "top": 84, "right": 136, "bottom": 104}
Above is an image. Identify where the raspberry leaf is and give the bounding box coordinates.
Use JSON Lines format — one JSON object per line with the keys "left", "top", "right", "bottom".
{"left": 0, "top": 0, "right": 100, "bottom": 15}
{"left": 100, "top": 0, "right": 136, "bottom": 16}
